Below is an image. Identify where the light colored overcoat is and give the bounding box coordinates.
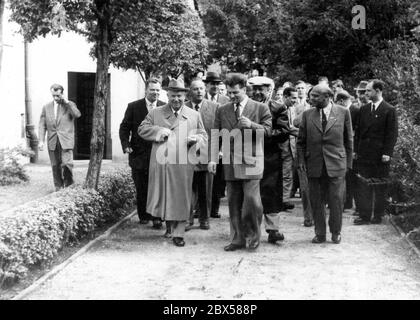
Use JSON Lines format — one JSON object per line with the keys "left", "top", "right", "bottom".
{"left": 139, "top": 104, "right": 207, "bottom": 221}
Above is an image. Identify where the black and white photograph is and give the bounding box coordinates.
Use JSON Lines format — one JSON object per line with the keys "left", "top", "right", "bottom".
{"left": 0, "top": 0, "right": 420, "bottom": 304}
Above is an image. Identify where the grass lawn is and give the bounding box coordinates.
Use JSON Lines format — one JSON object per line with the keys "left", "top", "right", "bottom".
{"left": 0, "top": 160, "right": 129, "bottom": 215}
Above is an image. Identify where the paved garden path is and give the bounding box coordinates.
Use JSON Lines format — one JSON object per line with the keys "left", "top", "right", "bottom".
{"left": 21, "top": 199, "right": 420, "bottom": 300}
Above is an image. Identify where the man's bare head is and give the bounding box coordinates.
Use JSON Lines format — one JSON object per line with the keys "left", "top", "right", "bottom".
{"left": 309, "top": 84, "right": 333, "bottom": 109}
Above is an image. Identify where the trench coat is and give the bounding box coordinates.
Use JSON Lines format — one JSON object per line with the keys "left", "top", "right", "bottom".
{"left": 139, "top": 104, "right": 207, "bottom": 221}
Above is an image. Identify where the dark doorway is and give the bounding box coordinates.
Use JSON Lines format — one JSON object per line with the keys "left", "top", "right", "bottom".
{"left": 68, "top": 72, "right": 112, "bottom": 160}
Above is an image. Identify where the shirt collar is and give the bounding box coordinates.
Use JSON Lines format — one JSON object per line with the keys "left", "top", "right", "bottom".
{"left": 236, "top": 96, "right": 249, "bottom": 109}
{"left": 374, "top": 98, "right": 383, "bottom": 109}
{"left": 171, "top": 106, "right": 183, "bottom": 115}
{"left": 192, "top": 100, "right": 204, "bottom": 110}
{"left": 145, "top": 98, "right": 156, "bottom": 108}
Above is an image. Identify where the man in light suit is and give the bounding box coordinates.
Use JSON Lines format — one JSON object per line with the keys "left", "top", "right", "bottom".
{"left": 297, "top": 85, "right": 353, "bottom": 244}
{"left": 185, "top": 79, "right": 219, "bottom": 230}
{"left": 39, "top": 84, "right": 81, "bottom": 191}
{"left": 209, "top": 73, "right": 272, "bottom": 251}
{"left": 353, "top": 79, "right": 398, "bottom": 225}
{"left": 119, "top": 78, "right": 166, "bottom": 228}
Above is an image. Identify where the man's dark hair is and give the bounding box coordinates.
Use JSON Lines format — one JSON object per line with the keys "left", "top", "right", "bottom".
{"left": 283, "top": 86, "right": 297, "bottom": 97}
{"left": 336, "top": 91, "right": 351, "bottom": 102}
{"left": 371, "top": 79, "right": 385, "bottom": 92}
{"left": 50, "top": 84, "right": 64, "bottom": 93}
{"left": 146, "top": 78, "right": 161, "bottom": 89}
{"left": 295, "top": 80, "right": 306, "bottom": 86}
{"left": 224, "top": 73, "right": 248, "bottom": 88}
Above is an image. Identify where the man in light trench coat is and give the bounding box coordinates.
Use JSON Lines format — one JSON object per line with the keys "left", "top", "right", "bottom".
{"left": 139, "top": 79, "right": 207, "bottom": 247}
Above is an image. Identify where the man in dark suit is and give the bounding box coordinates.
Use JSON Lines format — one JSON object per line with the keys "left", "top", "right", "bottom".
{"left": 119, "top": 78, "right": 166, "bottom": 228}
{"left": 204, "top": 71, "right": 230, "bottom": 218}
{"left": 185, "top": 79, "right": 219, "bottom": 230}
{"left": 39, "top": 84, "right": 81, "bottom": 191}
{"left": 297, "top": 85, "right": 353, "bottom": 244}
{"left": 353, "top": 79, "right": 398, "bottom": 225}
{"left": 208, "top": 73, "right": 272, "bottom": 251}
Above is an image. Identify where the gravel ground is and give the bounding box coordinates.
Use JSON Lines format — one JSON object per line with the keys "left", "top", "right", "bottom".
{"left": 0, "top": 161, "right": 128, "bottom": 214}
{"left": 21, "top": 199, "right": 420, "bottom": 300}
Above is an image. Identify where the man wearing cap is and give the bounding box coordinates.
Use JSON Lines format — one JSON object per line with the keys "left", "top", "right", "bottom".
{"left": 208, "top": 73, "right": 272, "bottom": 251}
{"left": 297, "top": 84, "right": 353, "bottom": 244}
{"left": 249, "top": 77, "right": 285, "bottom": 244}
{"left": 204, "top": 71, "right": 230, "bottom": 105}
{"left": 204, "top": 71, "right": 230, "bottom": 219}
{"left": 185, "top": 79, "right": 219, "bottom": 230}
{"left": 119, "top": 78, "right": 166, "bottom": 228}
{"left": 353, "top": 79, "right": 398, "bottom": 225}
{"left": 139, "top": 79, "right": 207, "bottom": 247}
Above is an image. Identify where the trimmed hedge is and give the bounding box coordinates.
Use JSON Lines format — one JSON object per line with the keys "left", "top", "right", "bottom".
{"left": 0, "top": 169, "right": 135, "bottom": 287}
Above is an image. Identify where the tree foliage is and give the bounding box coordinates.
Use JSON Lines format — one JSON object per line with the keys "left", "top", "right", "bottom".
{"left": 110, "top": 1, "right": 208, "bottom": 80}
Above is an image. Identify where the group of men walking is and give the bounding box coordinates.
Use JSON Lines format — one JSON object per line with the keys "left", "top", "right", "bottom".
{"left": 37, "top": 70, "right": 398, "bottom": 251}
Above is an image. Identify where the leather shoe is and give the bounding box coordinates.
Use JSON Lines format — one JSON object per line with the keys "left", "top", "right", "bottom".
{"left": 163, "top": 229, "right": 172, "bottom": 238}
{"left": 185, "top": 223, "right": 194, "bottom": 232}
{"left": 353, "top": 217, "right": 370, "bottom": 225}
{"left": 371, "top": 217, "right": 382, "bottom": 224}
{"left": 312, "top": 235, "right": 326, "bottom": 244}
{"left": 224, "top": 243, "right": 245, "bottom": 252}
{"left": 303, "top": 220, "right": 314, "bottom": 227}
{"left": 352, "top": 211, "right": 360, "bottom": 216}
{"left": 268, "top": 230, "right": 285, "bottom": 244}
{"left": 139, "top": 218, "right": 149, "bottom": 225}
{"left": 331, "top": 233, "right": 341, "bottom": 244}
{"left": 199, "top": 221, "right": 210, "bottom": 230}
{"left": 173, "top": 237, "right": 185, "bottom": 247}
{"left": 283, "top": 202, "right": 295, "bottom": 210}
{"left": 152, "top": 219, "right": 163, "bottom": 229}
{"left": 248, "top": 240, "right": 260, "bottom": 250}
{"left": 210, "top": 213, "right": 221, "bottom": 218}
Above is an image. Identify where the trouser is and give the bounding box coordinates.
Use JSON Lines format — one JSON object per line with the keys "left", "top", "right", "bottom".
{"left": 297, "top": 167, "right": 313, "bottom": 223}
{"left": 308, "top": 164, "right": 345, "bottom": 236}
{"left": 189, "top": 171, "right": 214, "bottom": 224}
{"left": 131, "top": 167, "right": 153, "bottom": 222}
{"left": 211, "top": 162, "right": 226, "bottom": 215}
{"left": 227, "top": 180, "right": 263, "bottom": 246}
{"left": 166, "top": 221, "right": 187, "bottom": 238}
{"left": 281, "top": 147, "right": 294, "bottom": 203}
{"left": 48, "top": 140, "right": 74, "bottom": 190}
{"left": 357, "top": 162, "right": 389, "bottom": 221}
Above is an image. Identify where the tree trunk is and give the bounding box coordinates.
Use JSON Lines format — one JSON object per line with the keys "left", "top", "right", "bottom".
{"left": 85, "top": 2, "right": 111, "bottom": 189}
{"left": 0, "top": 0, "right": 5, "bottom": 78}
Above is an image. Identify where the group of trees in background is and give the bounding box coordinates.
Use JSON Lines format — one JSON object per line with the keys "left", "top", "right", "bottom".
{"left": 4, "top": 0, "right": 420, "bottom": 199}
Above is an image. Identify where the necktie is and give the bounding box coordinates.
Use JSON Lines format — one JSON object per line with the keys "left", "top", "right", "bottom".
{"left": 174, "top": 111, "right": 178, "bottom": 118}
{"left": 322, "top": 109, "right": 327, "bottom": 132}
{"left": 235, "top": 104, "right": 241, "bottom": 120}
{"left": 211, "top": 95, "right": 216, "bottom": 102}
{"left": 371, "top": 103, "right": 375, "bottom": 115}
{"left": 195, "top": 104, "right": 200, "bottom": 111}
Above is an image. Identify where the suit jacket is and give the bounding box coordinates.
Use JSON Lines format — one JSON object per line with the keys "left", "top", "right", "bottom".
{"left": 186, "top": 99, "right": 219, "bottom": 171}
{"left": 39, "top": 100, "right": 81, "bottom": 150}
{"left": 278, "top": 104, "right": 300, "bottom": 160}
{"left": 354, "top": 100, "right": 398, "bottom": 164}
{"left": 297, "top": 103, "right": 353, "bottom": 178}
{"left": 119, "top": 98, "right": 166, "bottom": 169}
{"left": 205, "top": 93, "right": 230, "bottom": 106}
{"left": 211, "top": 98, "right": 272, "bottom": 180}
{"left": 349, "top": 102, "right": 361, "bottom": 135}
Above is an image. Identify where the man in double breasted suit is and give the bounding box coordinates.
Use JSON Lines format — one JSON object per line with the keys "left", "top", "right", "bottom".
{"left": 297, "top": 85, "right": 353, "bottom": 244}
{"left": 209, "top": 73, "right": 272, "bottom": 251}
{"left": 185, "top": 79, "right": 219, "bottom": 230}
{"left": 39, "top": 84, "right": 81, "bottom": 191}
{"left": 353, "top": 79, "right": 398, "bottom": 225}
{"left": 119, "top": 78, "right": 166, "bottom": 228}
{"left": 139, "top": 79, "right": 207, "bottom": 247}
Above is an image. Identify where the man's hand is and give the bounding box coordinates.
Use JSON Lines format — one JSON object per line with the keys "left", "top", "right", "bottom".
{"left": 60, "top": 98, "right": 69, "bottom": 106}
{"left": 39, "top": 142, "right": 44, "bottom": 151}
{"left": 382, "top": 155, "right": 391, "bottom": 163}
{"left": 238, "top": 116, "right": 252, "bottom": 129}
{"left": 156, "top": 128, "right": 172, "bottom": 142}
{"left": 187, "top": 135, "right": 198, "bottom": 146}
{"left": 353, "top": 152, "right": 358, "bottom": 160}
{"left": 208, "top": 161, "right": 217, "bottom": 175}
{"left": 298, "top": 162, "right": 306, "bottom": 173}
{"left": 218, "top": 151, "right": 223, "bottom": 160}
{"left": 125, "top": 147, "right": 133, "bottom": 154}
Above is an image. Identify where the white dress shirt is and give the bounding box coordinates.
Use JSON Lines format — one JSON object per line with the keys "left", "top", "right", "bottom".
{"left": 145, "top": 98, "right": 157, "bottom": 112}
{"left": 372, "top": 98, "right": 383, "bottom": 112}
{"left": 53, "top": 101, "right": 60, "bottom": 121}
{"left": 320, "top": 102, "right": 333, "bottom": 122}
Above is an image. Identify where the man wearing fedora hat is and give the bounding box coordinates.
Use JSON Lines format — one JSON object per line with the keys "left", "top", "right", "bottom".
{"left": 204, "top": 71, "right": 230, "bottom": 105}
{"left": 139, "top": 79, "right": 207, "bottom": 247}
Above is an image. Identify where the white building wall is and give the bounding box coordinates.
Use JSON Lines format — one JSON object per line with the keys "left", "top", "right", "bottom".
{"left": 0, "top": 8, "right": 145, "bottom": 163}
